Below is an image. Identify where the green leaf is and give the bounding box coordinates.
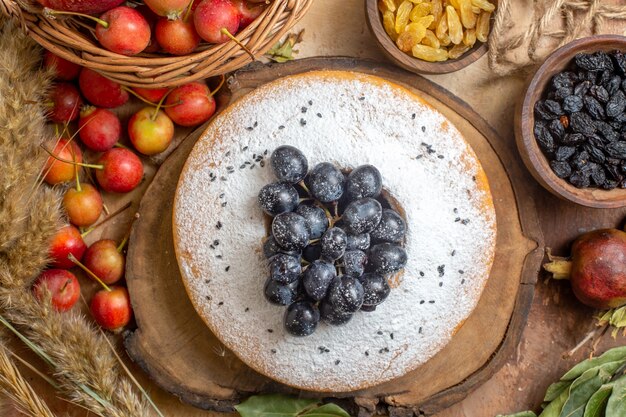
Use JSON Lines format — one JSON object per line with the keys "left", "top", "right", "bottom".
{"left": 301, "top": 403, "right": 351, "bottom": 417}
{"left": 265, "top": 30, "right": 305, "bottom": 63}
{"left": 583, "top": 384, "right": 612, "bottom": 417}
{"left": 562, "top": 347, "right": 626, "bottom": 381}
{"left": 606, "top": 374, "right": 626, "bottom": 416}
{"left": 540, "top": 386, "right": 571, "bottom": 417}
{"left": 545, "top": 381, "right": 573, "bottom": 402}
{"left": 495, "top": 412, "right": 537, "bottom": 417}
{"left": 235, "top": 395, "right": 318, "bottom": 417}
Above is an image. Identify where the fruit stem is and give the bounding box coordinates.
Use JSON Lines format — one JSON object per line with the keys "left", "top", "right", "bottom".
{"left": 72, "top": 145, "right": 82, "bottom": 193}
{"left": 114, "top": 142, "right": 130, "bottom": 150}
{"left": 67, "top": 253, "right": 112, "bottom": 292}
{"left": 83, "top": 201, "right": 133, "bottom": 235}
{"left": 309, "top": 238, "right": 320, "bottom": 244}
{"left": 298, "top": 180, "right": 311, "bottom": 195}
{"left": 220, "top": 28, "right": 256, "bottom": 61}
{"left": 117, "top": 233, "right": 129, "bottom": 253}
{"left": 183, "top": 0, "right": 196, "bottom": 22}
{"left": 209, "top": 74, "right": 226, "bottom": 97}
{"left": 40, "top": 145, "right": 103, "bottom": 169}
{"left": 44, "top": 8, "right": 109, "bottom": 28}
{"left": 543, "top": 248, "right": 572, "bottom": 280}
{"left": 121, "top": 86, "right": 177, "bottom": 108}
{"left": 151, "top": 89, "right": 172, "bottom": 122}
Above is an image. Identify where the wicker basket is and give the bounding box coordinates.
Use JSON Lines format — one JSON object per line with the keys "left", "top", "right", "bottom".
{"left": 1, "top": 0, "right": 312, "bottom": 88}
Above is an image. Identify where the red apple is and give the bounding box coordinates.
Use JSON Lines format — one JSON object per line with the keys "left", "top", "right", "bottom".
{"left": 233, "top": 0, "right": 264, "bottom": 28}
{"left": 128, "top": 107, "right": 174, "bottom": 155}
{"left": 35, "top": 0, "right": 125, "bottom": 14}
{"left": 49, "top": 225, "right": 87, "bottom": 269}
{"left": 63, "top": 183, "right": 103, "bottom": 227}
{"left": 33, "top": 269, "right": 81, "bottom": 312}
{"left": 132, "top": 86, "right": 169, "bottom": 103}
{"left": 79, "top": 68, "right": 129, "bottom": 108}
{"left": 135, "top": 4, "right": 160, "bottom": 53}
{"left": 90, "top": 286, "right": 133, "bottom": 331}
{"left": 95, "top": 148, "right": 144, "bottom": 193}
{"left": 43, "top": 51, "right": 81, "bottom": 80}
{"left": 144, "top": 0, "right": 191, "bottom": 19}
{"left": 95, "top": 6, "right": 151, "bottom": 56}
{"left": 155, "top": 17, "right": 200, "bottom": 55}
{"left": 165, "top": 82, "right": 216, "bottom": 126}
{"left": 49, "top": 82, "right": 83, "bottom": 123}
{"left": 43, "top": 139, "right": 83, "bottom": 185}
{"left": 78, "top": 106, "right": 121, "bottom": 152}
{"left": 83, "top": 239, "right": 124, "bottom": 285}
{"left": 193, "top": 0, "right": 240, "bottom": 44}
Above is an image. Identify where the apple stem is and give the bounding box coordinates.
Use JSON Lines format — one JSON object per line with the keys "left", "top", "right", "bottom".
{"left": 40, "top": 145, "right": 103, "bottom": 170}
{"left": 121, "top": 86, "right": 177, "bottom": 108}
{"left": 72, "top": 145, "right": 82, "bottom": 193}
{"left": 183, "top": 0, "right": 196, "bottom": 22}
{"left": 114, "top": 142, "right": 130, "bottom": 150}
{"left": 83, "top": 201, "right": 132, "bottom": 236}
{"left": 543, "top": 248, "right": 572, "bottom": 280}
{"left": 220, "top": 28, "right": 256, "bottom": 61}
{"left": 208, "top": 74, "right": 226, "bottom": 98}
{"left": 43, "top": 8, "right": 109, "bottom": 28}
{"left": 67, "top": 253, "right": 112, "bottom": 292}
{"left": 117, "top": 234, "right": 129, "bottom": 253}
{"left": 151, "top": 90, "right": 172, "bottom": 122}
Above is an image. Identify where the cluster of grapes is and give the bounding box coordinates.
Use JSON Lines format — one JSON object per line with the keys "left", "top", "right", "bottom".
{"left": 259, "top": 146, "right": 407, "bottom": 337}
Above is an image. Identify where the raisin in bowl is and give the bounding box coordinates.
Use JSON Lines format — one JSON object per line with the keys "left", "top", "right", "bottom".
{"left": 515, "top": 35, "right": 626, "bottom": 208}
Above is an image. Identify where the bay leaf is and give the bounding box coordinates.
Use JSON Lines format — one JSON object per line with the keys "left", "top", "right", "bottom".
{"left": 545, "top": 381, "right": 573, "bottom": 402}
{"left": 583, "top": 384, "right": 613, "bottom": 417}
{"left": 301, "top": 403, "right": 351, "bottom": 417}
{"left": 606, "top": 374, "right": 626, "bottom": 416}
{"left": 234, "top": 394, "right": 318, "bottom": 417}
{"left": 562, "top": 347, "right": 626, "bottom": 381}
{"left": 540, "top": 384, "right": 571, "bottom": 417}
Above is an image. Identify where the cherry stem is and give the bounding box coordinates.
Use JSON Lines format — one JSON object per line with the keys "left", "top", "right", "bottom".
{"left": 117, "top": 233, "right": 129, "bottom": 253}
{"left": 151, "top": 89, "right": 172, "bottom": 122}
{"left": 220, "top": 28, "right": 255, "bottom": 61}
{"left": 114, "top": 142, "right": 130, "bottom": 150}
{"left": 183, "top": 0, "right": 195, "bottom": 22}
{"left": 60, "top": 279, "right": 72, "bottom": 293}
{"left": 44, "top": 8, "right": 109, "bottom": 28}
{"left": 40, "top": 145, "right": 103, "bottom": 169}
{"left": 120, "top": 86, "right": 178, "bottom": 108}
{"left": 68, "top": 253, "right": 111, "bottom": 292}
{"left": 72, "top": 145, "right": 81, "bottom": 193}
{"left": 209, "top": 74, "right": 226, "bottom": 98}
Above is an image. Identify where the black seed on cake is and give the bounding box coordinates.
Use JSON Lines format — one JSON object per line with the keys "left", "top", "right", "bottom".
{"left": 438, "top": 265, "right": 445, "bottom": 277}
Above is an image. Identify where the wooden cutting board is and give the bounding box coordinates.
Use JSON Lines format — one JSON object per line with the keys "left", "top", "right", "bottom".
{"left": 123, "top": 57, "right": 544, "bottom": 416}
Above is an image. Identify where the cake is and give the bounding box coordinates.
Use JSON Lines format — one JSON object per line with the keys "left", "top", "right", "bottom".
{"left": 173, "top": 71, "right": 497, "bottom": 392}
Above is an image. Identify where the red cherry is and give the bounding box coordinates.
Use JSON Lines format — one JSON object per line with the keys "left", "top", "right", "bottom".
{"left": 90, "top": 286, "right": 133, "bottom": 331}
{"left": 49, "top": 82, "right": 83, "bottom": 123}
{"left": 33, "top": 269, "right": 81, "bottom": 312}
{"left": 83, "top": 239, "right": 125, "bottom": 285}
{"left": 95, "top": 148, "right": 144, "bottom": 193}
{"left": 144, "top": 0, "right": 191, "bottom": 19}
{"left": 49, "top": 225, "right": 87, "bottom": 269}
{"left": 155, "top": 17, "right": 200, "bottom": 55}
{"left": 233, "top": 0, "right": 264, "bottom": 28}
{"left": 35, "top": 0, "right": 125, "bottom": 14}
{"left": 193, "top": 0, "right": 240, "bottom": 44}
{"left": 95, "top": 6, "right": 151, "bottom": 56}
{"left": 165, "top": 82, "right": 216, "bottom": 126}
{"left": 79, "top": 68, "right": 129, "bottom": 108}
{"left": 78, "top": 106, "right": 121, "bottom": 152}
{"left": 44, "top": 139, "right": 83, "bottom": 185}
{"left": 128, "top": 107, "right": 174, "bottom": 155}
{"left": 132, "top": 86, "right": 169, "bottom": 103}
{"left": 43, "top": 51, "right": 81, "bottom": 80}
{"left": 63, "top": 183, "right": 103, "bottom": 227}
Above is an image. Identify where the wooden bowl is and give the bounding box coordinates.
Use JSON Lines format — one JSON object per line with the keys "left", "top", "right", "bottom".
{"left": 364, "top": 0, "right": 490, "bottom": 74}
{"left": 515, "top": 35, "right": 626, "bottom": 209}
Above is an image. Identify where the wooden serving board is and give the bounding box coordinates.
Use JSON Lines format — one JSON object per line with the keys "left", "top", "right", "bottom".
{"left": 123, "top": 57, "right": 544, "bottom": 416}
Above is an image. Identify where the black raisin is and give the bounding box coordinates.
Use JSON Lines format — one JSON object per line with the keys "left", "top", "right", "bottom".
{"left": 574, "top": 80, "right": 592, "bottom": 97}
{"left": 555, "top": 146, "right": 576, "bottom": 161}
{"left": 613, "top": 51, "right": 626, "bottom": 75}
{"left": 584, "top": 144, "right": 606, "bottom": 164}
{"left": 595, "top": 121, "right": 619, "bottom": 142}
{"left": 607, "top": 90, "right": 626, "bottom": 118}
{"left": 571, "top": 150, "right": 590, "bottom": 170}
{"left": 544, "top": 100, "right": 563, "bottom": 116}
{"left": 534, "top": 122, "right": 556, "bottom": 154}
{"left": 578, "top": 70, "right": 597, "bottom": 84}
{"left": 604, "top": 75, "right": 622, "bottom": 96}
{"left": 552, "top": 72, "right": 577, "bottom": 89}
{"left": 606, "top": 164, "right": 623, "bottom": 181}
{"left": 602, "top": 180, "right": 619, "bottom": 190}
{"left": 583, "top": 95, "right": 606, "bottom": 120}
{"left": 575, "top": 52, "right": 613, "bottom": 72}
{"left": 570, "top": 112, "right": 597, "bottom": 135}
{"left": 569, "top": 171, "right": 591, "bottom": 188}
{"left": 590, "top": 166, "right": 607, "bottom": 185}
{"left": 554, "top": 87, "right": 574, "bottom": 101}
{"left": 563, "top": 95, "right": 584, "bottom": 113}
{"left": 598, "top": 70, "right": 612, "bottom": 87}
{"left": 605, "top": 141, "right": 626, "bottom": 159}
{"left": 535, "top": 100, "right": 560, "bottom": 120}
{"left": 561, "top": 133, "right": 586, "bottom": 146}
{"left": 589, "top": 85, "right": 610, "bottom": 103}
{"left": 548, "top": 119, "right": 565, "bottom": 140}
{"left": 550, "top": 160, "right": 572, "bottom": 179}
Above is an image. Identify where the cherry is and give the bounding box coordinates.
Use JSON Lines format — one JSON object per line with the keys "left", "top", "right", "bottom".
{"left": 144, "top": 0, "right": 191, "bottom": 19}
{"left": 43, "top": 138, "right": 83, "bottom": 185}
{"left": 33, "top": 269, "right": 81, "bottom": 312}
{"left": 165, "top": 82, "right": 216, "bottom": 126}
{"left": 43, "top": 51, "right": 81, "bottom": 80}
{"left": 36, "top": 0, "right": 125, "bottom": 14}
{"left": 95, "top": 148, "right": 144, "bottom": 193}
{"left": 155, "top": 17, "right": 200, "bottom": 55}
{"left": 83, "top": 239, "right": 125, "bottom": 285}
{"left": 132, "top": 86, "right": 169, "bottom": 103}
{"left": 128, "top": 107, "right": 174, "bottom": 155}
{"left": 48, "top": 82, "right": 83, "bottom": 123}
{"left": 90, "top": 286, "right": 133, "bottom": 332}
{"left": 78, "top": 106, "right": 121, "bottom": 152}
{"left": 234, "top": 0, "right": 264, "bottom": 28}
{"left": 94, "top": 7, "right": 151, "bottom": 56}
{"left": 194, "top": 0, "right": 240, "bottom": 44}
{"left": 63, "top": 182, "right": 103, "bottom": 227}
{"left": 79, "top": 68, "right": 129, "bottom": 108}
{"left": 49, "top": 225, "right": 87, "bottom": 269}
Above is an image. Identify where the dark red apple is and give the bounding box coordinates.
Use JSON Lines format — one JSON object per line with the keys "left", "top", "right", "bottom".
{"left": 95, "top": 148, "right": 144, "bottom": 193}
{"left": 43, "top": 138, "right": 83, "bottom": 185}
{"left": 95, "top": 6, "right": 151, "bottom": 56}
{"left": 33, "top": 269, "right": 81, "bottom": 312}
{"left": 132, "top": 86, "right": 169, "bottom": 103}
{"left": 79, "top": 68, "right": 129, "bottom": 108}
{"left": 90, "top": 286, "right": 133, "bottom": 331}
{"left": 193, "top": 0, "right": 240, "bottom": 44}
{"left": 49, "top": 82, "right": 83, "bottom": 123}
{"left": 36, "top": 0, "right": 125, "bottom": 14}
{"left": 78, "top": 106, "right": 121, "bottom": 152}
{"left": 135, "top": 4, "right": 160, "bottom": 53}
{"left": 165, "top": 82, "right": 216, "bottom": 126}
{"left": 83, "top": 239, "right": 125, "bottom": 285}
{"left": 43, "top": 51, "right": 81, "bottom": 80}
{"left": 49, "top": 225, "right": 87, "bottom": 269}
{"left": 155, "top": 17, "right": 200, "bottom": 55}
{"left": 233, "top": 0, "right": 264, "bottom": 28}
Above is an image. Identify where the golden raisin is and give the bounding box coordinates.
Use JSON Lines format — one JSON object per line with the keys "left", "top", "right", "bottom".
{"left": 379, "top": 0, "right": 397, "bottom": 12}
{"left": 412, "top": 44, "right": 448, "bottom": 62}
{"left": 395, "top": 1, "right": 413, "bottom": 34}
{"left": 448, "top": 43, "right": 470, "bottom": 59}
{"left": 476, "top": 10, "right": 491, "bottom": 42}
{"left": 397, "top": 30, "right": 423, "bottom": 52}
{"left": 463, "top": 28, "right": 476, "bottom": 47}
{"left": 383, "top": 10, "right": 398, "bottom": 41}
{"left": 410, "top": 3, "right": 432, "bottom": 21}
{"left": 458, "top": 0, "right": 476, "bottom": 29}
{"left": 421, "top": 29, "right": 441, "bottom": 49}
{"left": 471, "top": 0, "right": 495, "bottom": 13}
{"left": 446, "top": 5, "right": 463, "bottom": 45}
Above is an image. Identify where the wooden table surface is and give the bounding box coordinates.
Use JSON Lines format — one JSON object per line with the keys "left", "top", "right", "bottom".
{"left": 10, "top": 1, "right": 626, "bottom": 416}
